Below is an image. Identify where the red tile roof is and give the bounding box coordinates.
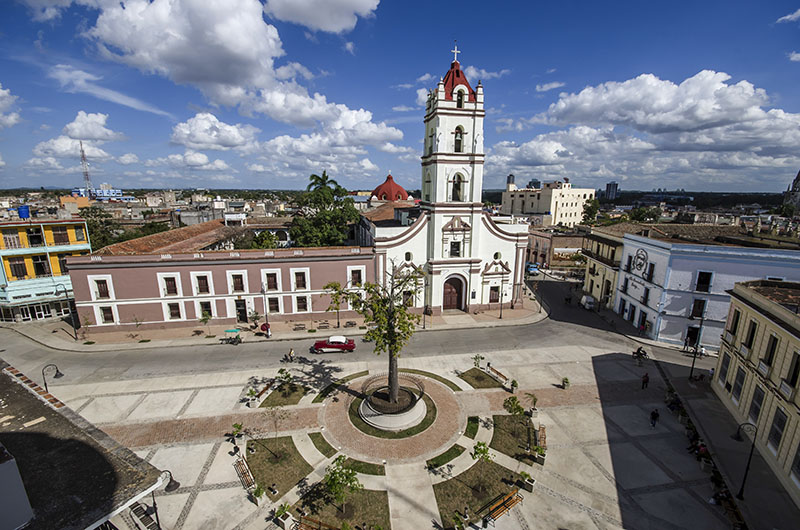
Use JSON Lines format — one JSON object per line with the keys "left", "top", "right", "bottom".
{"left": 96, "top": 219, "right": 238, "bottom": 255}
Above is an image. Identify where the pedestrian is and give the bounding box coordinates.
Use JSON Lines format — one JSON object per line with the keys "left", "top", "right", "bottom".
{"left": 639, "top": 323, "right": 646, "bottom": 336}
{"left": 289, "top": 348, "right": 295, "bottom": 361}
{"left": 650, "top": 408, "right": 660, "bottom": 428}
{"left": 683, "top": 336, "right": 690, "bottom": 351}
{"left": 641, "top": 372, "right": 649, "bottom": 390}
{"left": 708, "top": 367, "right": 715, "bottom": 380}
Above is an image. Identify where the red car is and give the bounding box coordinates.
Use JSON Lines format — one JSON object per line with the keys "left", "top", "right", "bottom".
{"left": 312, "top": 335, "right": 356, "bottom": 353}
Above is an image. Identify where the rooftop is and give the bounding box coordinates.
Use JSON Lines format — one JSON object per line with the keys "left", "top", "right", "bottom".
{"left": 746, "top": 280, "right": 800, "bottom": 315}
{"left": 361, "top": 200, "right": 417, "bottom": 225}
{"left": 0, "top": 360, "right": 161, "bottom": 530}
{"left": 592, "top": 222, "right": 800, "bottom": 250}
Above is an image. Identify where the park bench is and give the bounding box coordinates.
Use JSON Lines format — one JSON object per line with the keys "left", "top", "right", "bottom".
{"left": 483, "top": 488, "right": 523, "bottom": 526}
{"left": 536, "top": 425, "right": 547, "bottom": 451}
{"left": 233, "top": 457, "right": 256, "bottom": 491}
{"left": 130, "top": 501, "right": 159, "bottom": 530}
{"left": 484, "top": 365, "right": 509, "bottom": 385}
{"left": 297, "top": 516, "right": 339, "bottom": 530}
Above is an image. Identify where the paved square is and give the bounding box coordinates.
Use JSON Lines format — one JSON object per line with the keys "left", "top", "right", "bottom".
{"left": 127, "top": 390, "right": 195, "bottom": 421}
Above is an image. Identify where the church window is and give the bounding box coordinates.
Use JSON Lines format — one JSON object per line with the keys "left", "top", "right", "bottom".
{"left": 456, "top": 90, "right": 464, "bottom": 108}
{"left": 452, "top": 174, "right": 465, "bottom": 202}
{"left": 450, "top": 241, "right": 461, "bottom": 257}
{"left": 405, "top": 252, "right": 413, "bottom": 261}
{"left": 493, "top": 252, "right": 501, "bottom": 260}
{"left": 454, "top": 127, "right": 463, "bottom": 153}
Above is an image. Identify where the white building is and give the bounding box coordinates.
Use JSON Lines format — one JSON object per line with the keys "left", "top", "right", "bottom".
{"left": 615, "top": 230, "right": 800, "bottom": 350}
{"left": 501, "top": 178, "right": 594, "bottom": 227}
{"left": 360, "top": 49, "right": 528, "bottom": 313}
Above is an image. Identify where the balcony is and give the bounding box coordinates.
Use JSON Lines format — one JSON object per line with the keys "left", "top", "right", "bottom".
{"left": 723, "top": 331, "right": 734, "bottom": 346}
{"left": 757, "top": 360, "right": 771, "bottom": 377}
{"left": 739, "top": 343, "right": 750, "bottom": 357}
{"left": 640, "top": 296, "right": 649, "bottom": 306}
{"left": 581, "top": 248, "right": 619, "bottom": 269}
{"left": 779, "top": 380, "right": 796, "bottom": 400}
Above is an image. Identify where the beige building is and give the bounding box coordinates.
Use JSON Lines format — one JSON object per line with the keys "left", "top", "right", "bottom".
{"left": 581, "top": 228, "right": 624, "bottom": 309}
{"left": 714, "top": 280, "right": 800, "bottom": 507}
{"left": 501, "top": 179, "right": 594, "bottom": 227}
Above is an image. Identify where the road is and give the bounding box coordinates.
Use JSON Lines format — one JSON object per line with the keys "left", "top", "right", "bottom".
{"left": 0, "top": 277, "right": 712, "bottom": 386}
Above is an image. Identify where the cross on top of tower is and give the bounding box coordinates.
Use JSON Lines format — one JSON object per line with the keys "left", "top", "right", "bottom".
{"left": 451, "top": 42, "right": 460, "bottom": 63}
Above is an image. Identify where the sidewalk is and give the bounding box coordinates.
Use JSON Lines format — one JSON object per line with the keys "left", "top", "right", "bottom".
{"left": 0, "top": 301, "right": 547, "bottom": 353}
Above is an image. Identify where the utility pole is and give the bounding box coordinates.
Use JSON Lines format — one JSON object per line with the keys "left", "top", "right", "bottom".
{"left": 80, "top": 141, "right": 93, "bottom": 199}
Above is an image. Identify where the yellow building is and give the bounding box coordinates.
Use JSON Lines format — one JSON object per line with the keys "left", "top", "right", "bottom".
{"left": 581, "top": 228, "right": 624, "bottom": 309}
{"left": 715, "top": 280, "right": 800, "bottom": 507}
{"left": 0, "top": 219, "right": 91, "bottom": 322}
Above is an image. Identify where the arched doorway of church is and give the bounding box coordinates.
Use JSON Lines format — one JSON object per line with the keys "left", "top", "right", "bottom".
{"left": 443, "top": 276, "right": 464, "bottom": 311}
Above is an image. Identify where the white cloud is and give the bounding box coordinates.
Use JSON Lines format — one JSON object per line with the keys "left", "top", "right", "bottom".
{"left": 171, "top": 113, "right": 260, "bottom": 151}
{"left": 18, "top": 0, "right": 73, "bottom": 21}
{"left": 117, "top": 153, "right": 140, "bottom": 165}
{"left": 0, "top": 82, "right": 21, "bottom": 129}
{"left": 392, "top": 105, "right": 415, "bottom": 112}
{"left": 33, "top": 136, "right": 112, "bottom": 160}
{"left": 49, "top": 65, "right": 174, "bottom": 118}
{"left": 416, "top": 88, "right": 428, "bottom": 106}
{"left": 790, "top": 52, "right": 800, "bottom": 62}
{"left": 0, "top": 154, "right": 5, "bottom": 169}
{"left": 535, "top": 81, "right": 565, "bottom": 93}
{"left": 464, "top": 66, "right": 510, "bottom": 80}
{"left": 275, "top": 62, "right": 314, "bottom": 81}
{"left": 25, "top": 156, "right": 64, "bottom": 171}
{"left": 546, "top": 68, "right": 557, "bottom": 74}
{"left": 147, "top": 150, "right": 232, "bottom": 171}
{"left": 416, "top": 73, "right": 434, "bottom": 83}
{"left": 63, "top": 111, "right": 125, "bottom": 141}
{"left": 377, "top": 142, "right": 415, "bottom": 155}
{"left": 263, "top": 0, "right": 379, "bottom": 33}
{"left": 777, "top": 8, "right": 800, "bottom": 22}
{"left": 393, "top": 83, "right": 413, "bottom": 89}
{"left": 247, "top": 163, "right": 269, "bottom": 172}
{"left": 344, "top": 41, "right": 356, "bottom": 55}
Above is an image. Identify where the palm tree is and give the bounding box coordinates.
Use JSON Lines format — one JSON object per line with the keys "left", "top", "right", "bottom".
{"left": 306, "top": 170, "right": 339, "bottom": 192}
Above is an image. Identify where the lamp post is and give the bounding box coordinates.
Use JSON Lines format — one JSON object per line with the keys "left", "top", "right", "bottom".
{"left": 53, "top": 283, "right": 78, "bottom": 340}
{"left": 499, "top": 272, "right": 506, "bottom": 320}
{"left": 261, "top": 283, "right": 270, "bottom": 327}
{"left": 731, "top": 422, "right": 758, "bottom": 500}
{"left": 41, "top": 363, "right": 63, "bottom": 394}
{"left": 687, "top": 311, "right": 705, "bottom": 380}
{"left": 152, "top": 470, "right": 180, "bottom": 529}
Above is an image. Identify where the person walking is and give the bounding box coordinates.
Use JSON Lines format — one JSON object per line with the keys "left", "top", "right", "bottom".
{"left": 641, "top": 372, "right": 650, "bottom": 390}
{"left": 650, "top": 408, "right": 660, "bottom": 428}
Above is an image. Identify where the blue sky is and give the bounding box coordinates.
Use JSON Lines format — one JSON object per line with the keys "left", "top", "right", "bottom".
{"left": 1, "top": 1, "right": 799, "bottom": 193}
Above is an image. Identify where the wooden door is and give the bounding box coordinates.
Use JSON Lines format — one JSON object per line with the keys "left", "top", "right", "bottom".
{"left": 443, "top": 278, "right": 462, "bottom": 310}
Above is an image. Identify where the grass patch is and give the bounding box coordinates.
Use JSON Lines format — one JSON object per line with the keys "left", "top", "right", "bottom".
{"left": 400, "top": 368, "right": 461, "bottom": 392}
{"left": 348, "top": 392, "right": 436, "bottom": 439}
{"left": 312, "top": 370, "right": 369, "bottom": 403}
{"left": 246, "top": 436, "right": 313, "bottom": 501}
{"left": 488, "top": 414, "right": 536, "bottom": 465}
{"left": 426, "top": 444, "right": 465, "bottom": 469}
{"left": 308, "top": 432, "right": 337, "bottom": 458}
{"left": 458, "top": 367, "right": 503, "bottom": 389}
{"left": 307, "top": 329, "right": 317, "bottom": 333}
{"left": 343, "top": 458, "right": 385, "bottom": 476}
{"left": 206, "top": 335, "right": 216, "bottom": 338}
{"left": 138, "top": 339, "right": 151, "bottom": 343}
{"left": 433, "top": 459, "right": 523, "bottom": 529}
{"left": 260, "top": 382, "right": 309, "bottom": 407}
{"left": 294, "top": 484, "right": 389, "bottom": 529}
{"left": 83, "top": 341, "right": 95, "bottom": 345}
{"left": 465, "top": 416, "right": 480, "bottom": 439}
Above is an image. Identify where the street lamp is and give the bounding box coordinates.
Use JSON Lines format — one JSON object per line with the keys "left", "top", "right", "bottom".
{"left": 41, "top": 363, "right": 63, "bottom": 394}
{"left": 731, "top": 422, "right": 758, "bottom": 500}
{"left": 53, "top": 283, "right": 78, "bottom": 340}
{"left": 499, "top": 272, "right": 506, "bottom": 320}
{"left": 687, "top": 312, "right": 705, "bottom": 380}
{"left": 152, "top": 470, "right": 181, "bottom": 530}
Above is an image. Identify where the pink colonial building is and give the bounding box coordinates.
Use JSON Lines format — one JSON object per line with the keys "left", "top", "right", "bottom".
{"left": 68, "top": 228, "right": 374, "bottom": 332}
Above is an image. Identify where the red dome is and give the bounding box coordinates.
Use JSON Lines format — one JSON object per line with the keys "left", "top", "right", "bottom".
{"left": 371, "top": 174, "right": 408, "bottom": 201}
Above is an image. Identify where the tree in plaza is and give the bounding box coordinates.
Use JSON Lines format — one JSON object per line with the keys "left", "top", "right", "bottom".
{"left": 470, "top": 441, "right": 494, "bottom": 492}
{"left": 199, "top": 310, "right": 212, "bottom": 336}
{"left": 582, "top": 199, "right": 600, "bottom": 224}
{"left": 249, "top": 309, "right": 262, "bottom": 329}
{"left": 503, "top": 395, "right": 526, "bottom": 437}
{"left": 322, "top": 281, "right": 346, "bottom": 328}
{"left": 323, "top": 455, "right": 363, "bottom": 513}
{"left": 79, "top": 206, "right": 122, "bottom": 251}
{"left": 326, "top": 264, "right": 423, "bottom": 403}
{"left": 290, "top": 172, "right": 360, "bottom": 247}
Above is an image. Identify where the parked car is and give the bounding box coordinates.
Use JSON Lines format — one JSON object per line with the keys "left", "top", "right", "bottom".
{"left": 526, "top": 262, "right": 540, "bottom": 276}
{"left": 580, "top": 295, "right": 595, "bottom": 310}
{"left": 312, "top": 335, "right": 356, "bottom": 353}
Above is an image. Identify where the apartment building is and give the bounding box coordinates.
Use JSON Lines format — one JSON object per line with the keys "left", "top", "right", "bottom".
{"left": 0, "top": 219, "right": 91, "bottom": 322}
{"left": 714, "top": 280, "right": 800, "bottom": 507}
{"left": 501, "top": 179, "right": 594, "bottom": 227}
{"left": 581, "top": 228, "right": 624, "bottom": 309}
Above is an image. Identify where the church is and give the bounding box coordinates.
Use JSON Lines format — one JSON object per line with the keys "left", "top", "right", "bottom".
{"left": 784, "top": 169, "right": 800, "bottom": 212}
{"left": 359, "top": 49, "right": 529, "bottom": 314}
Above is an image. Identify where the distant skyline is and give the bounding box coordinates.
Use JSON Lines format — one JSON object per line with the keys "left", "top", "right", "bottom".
{"left": 1, "top": 1, "right": 800, "bottom": 193}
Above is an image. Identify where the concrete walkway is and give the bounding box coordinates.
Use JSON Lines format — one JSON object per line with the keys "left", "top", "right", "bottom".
{"left": 385, "top": 462, "right": 441, "bottom": 529}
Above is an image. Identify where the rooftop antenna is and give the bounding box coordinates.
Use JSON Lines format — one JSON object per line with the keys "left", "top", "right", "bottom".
{"left": 80, "top": 140, "right": 93, "bottom": 198}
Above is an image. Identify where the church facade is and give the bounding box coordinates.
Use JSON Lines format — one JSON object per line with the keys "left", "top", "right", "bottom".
{"left": 368, "top": 52, "right": 529, "bottom": 314}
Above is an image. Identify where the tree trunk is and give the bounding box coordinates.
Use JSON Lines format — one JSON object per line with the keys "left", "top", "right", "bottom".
{"left": 388, "top": 352, "right": 399, "bottom": 403}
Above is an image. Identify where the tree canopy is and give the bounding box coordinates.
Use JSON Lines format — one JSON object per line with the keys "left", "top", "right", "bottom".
{"left": 582, "top": 199, "right": 600, "bottom": 224}
{"left": 290, "top": 172, "right": 360, "bottom": 247}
